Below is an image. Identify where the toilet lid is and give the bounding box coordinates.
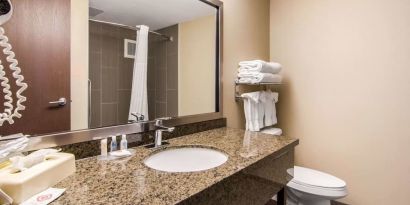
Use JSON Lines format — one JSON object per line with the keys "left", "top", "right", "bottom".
{"left": 289, "top": 166, "right": 346, "bottom": 189}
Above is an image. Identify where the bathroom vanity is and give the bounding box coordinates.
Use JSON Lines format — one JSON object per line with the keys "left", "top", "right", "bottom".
{"left": 0, "top": 1, "right": 299, "bottom": 204}
{"left": 51, "top": 128, "right": 298, "bottom": 205}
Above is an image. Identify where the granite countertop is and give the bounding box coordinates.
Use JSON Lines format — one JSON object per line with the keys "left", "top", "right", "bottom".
{"left": 52, "top": 128, "right": 298, "bottom": 205}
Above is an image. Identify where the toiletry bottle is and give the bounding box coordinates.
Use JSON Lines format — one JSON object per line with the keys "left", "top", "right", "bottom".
{"left": 110, "top": 135, "right": 117, "bottom": 152}
{"left": 101, "top": 139, "right": 108, "bottom": 156}
{"left": 120, "top": 134, "right": 128, "bottom": 150}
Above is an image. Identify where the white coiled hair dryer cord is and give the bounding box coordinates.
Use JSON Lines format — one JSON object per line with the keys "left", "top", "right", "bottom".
{"left": 0, "top": 26, "right": 27, "bottom": 126}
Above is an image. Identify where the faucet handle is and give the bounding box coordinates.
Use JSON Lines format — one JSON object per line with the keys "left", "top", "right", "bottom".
{"left": 155, "top": 117, "right": 172, "bottom": 126}
{"left": 156, "top": 117, "right": 172, "bottom": 121}
{"left": 131, "top": 113, "right": 145, "bottom": 121}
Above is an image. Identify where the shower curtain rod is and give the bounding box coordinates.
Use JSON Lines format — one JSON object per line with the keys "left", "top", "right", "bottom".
{"left": 89, "top": 19, "right": 173, "bottom": 41}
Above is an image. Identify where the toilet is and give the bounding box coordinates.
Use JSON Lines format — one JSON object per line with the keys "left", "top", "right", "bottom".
{"left": 286, "top": 166, "right": 348, "bottom": 205}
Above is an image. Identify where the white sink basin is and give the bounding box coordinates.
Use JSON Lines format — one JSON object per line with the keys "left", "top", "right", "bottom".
{"left": 144, "top": 147, "right": 228, "bottom": 173}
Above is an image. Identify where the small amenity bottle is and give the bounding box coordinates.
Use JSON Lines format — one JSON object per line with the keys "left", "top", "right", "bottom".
{"left": 120, "top": 134, "right": 128, "bottom": 150}
{"left": 101, "top": 139, "right": 108, "bottom": 157}
{"left": 110, "top": 135, "right": 117, "bottom": 152}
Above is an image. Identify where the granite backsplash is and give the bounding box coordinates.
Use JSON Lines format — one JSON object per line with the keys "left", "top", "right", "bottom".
{"left": 54, "top": 118, "right": 226, "bottom": 159}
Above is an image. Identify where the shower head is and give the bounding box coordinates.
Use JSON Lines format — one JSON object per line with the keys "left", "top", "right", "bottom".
{"left": 89, "top": 7, "right": 104, "bottom": 18}
{"left": 0, "top": 0, "right": 12, "bottom": 25}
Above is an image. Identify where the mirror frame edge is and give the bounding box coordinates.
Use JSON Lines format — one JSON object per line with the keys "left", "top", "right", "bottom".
{"left": 20, "top": 0, "right": 224, "bottom": 151}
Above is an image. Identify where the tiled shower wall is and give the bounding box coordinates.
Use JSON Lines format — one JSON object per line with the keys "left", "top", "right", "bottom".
{"left": 148, "top": 25, "right": 179, "bottom": 120}
{"left": 89, "top": 21, "right": 178, "bottom": 128}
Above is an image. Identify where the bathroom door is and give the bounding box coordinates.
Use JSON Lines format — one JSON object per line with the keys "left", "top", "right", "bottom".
{"left": 0, "top": 0, "right": 71, "bottom": 135}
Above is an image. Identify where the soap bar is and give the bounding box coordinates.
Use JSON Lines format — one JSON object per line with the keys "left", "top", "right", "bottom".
{"left": 109, "top": 150, "right": 132, "bottom": 158}
{"left": 0, "top": 153, "right": 75, "bottom": 204}
{"left": 20, "top": 188, "right": 65, "bottom": 205}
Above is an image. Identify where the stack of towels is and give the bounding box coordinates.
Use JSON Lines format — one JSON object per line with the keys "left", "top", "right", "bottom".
{"left": 241, "top": 90, "right": 281, "bottom": 133}
{"left": 237, "top": 60, "right": 282, "bottom": 84}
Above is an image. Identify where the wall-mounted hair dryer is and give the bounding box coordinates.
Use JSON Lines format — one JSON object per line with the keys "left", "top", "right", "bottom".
{"left": 0, "top": 0, "right": 12, "bottom": 24}
{"left": 0, "top": 0, "right": 28, "bottom": 127}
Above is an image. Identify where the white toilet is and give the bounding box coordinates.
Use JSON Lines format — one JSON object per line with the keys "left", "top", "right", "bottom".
{"left": 286, "top": 166, "right": 348, "bottom": 205}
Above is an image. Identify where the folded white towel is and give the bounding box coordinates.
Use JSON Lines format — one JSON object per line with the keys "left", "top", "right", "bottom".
{"left": 238, "top": 73, "right": 282, "bottom": 84}
{"left": 237, "top": 71, "right": 262, "bottom": 78}
{"left": 238, "top": 60, "right": 282, "bottom": 74}
{"left": 0, "top": 136, "right": 29, "bottom": 161}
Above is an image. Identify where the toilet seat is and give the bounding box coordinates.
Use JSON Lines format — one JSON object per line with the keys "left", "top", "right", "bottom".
{"left": 287, "top": 166, "right": 348, "bottom": 198}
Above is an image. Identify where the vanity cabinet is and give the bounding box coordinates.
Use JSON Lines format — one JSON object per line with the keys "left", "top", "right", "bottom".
{"left": 179, "top": 149, "right": 295, "bottom": 205}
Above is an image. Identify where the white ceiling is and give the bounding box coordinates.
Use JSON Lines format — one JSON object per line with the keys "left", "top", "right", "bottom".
{"left": 89, "top": 0, "right": 216, "bottom": 30}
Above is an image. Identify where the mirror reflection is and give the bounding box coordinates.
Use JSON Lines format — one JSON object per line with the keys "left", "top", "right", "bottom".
{"left": 0, "top": 0, "right": 218, "bottom": 136}
{"left": 88, "top": 0, "right": 217, "bottom": 127}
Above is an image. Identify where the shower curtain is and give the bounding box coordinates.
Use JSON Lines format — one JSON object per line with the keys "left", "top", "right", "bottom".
{"left": 128, "top": 25, "right": 149, "bottom": 121}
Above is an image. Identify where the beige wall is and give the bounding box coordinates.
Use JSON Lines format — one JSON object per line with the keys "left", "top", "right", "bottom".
{"left": 178, "top": 15, "right": 216, "bottom": 116}
{"left": 221, "top": 0, "right": 270, "bottom": 128}
{"left": 70, "top": 0, "right": 89, "bottom": 130}
{"left": 270, "top": 0, "right": 410, "bottom": 204}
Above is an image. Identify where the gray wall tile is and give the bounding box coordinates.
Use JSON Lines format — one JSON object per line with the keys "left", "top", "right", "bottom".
{"left": 155, "top": 102, "right": 167, "bottom": 118}
{"left": 147, "top": 57, "right": 156, "bottom": 91}
{"left": 155, "top": 69, "right": 167, "bottom": 102}
{"left": 156, "top": 43, "right": 167, "bottom": 69}
{"left": 148, "top": 90, "right": 156, "bottom": 120}
{"left": 167, "top": 90, "right": 178, "bottom": 117}
{"left": 118, "top": 90, "right": 131, "bottom": 124}
{"left": 101, "top": 68, "right": 118, "bottom": 103}
{"left": 166, "top": 54, "right": 178, "bottom": 90}
{"left": 89, "top": 52, "right": 101, "bottom": 90}
{"left": 89, "top": 22, "right": 101, "bottom": 53}
{"left": 101, "top": 103, "right": 118, "bottom": 126}
{"left": 101, "top": 36, "right": 119, "bottom": 68}
{"left": 118, "top": 59, "right": 134, "bottom": 90}
{"left": 90, "top": 90, "right": 101, "bottom": 127}
{"left": 161, "top": 25, "right": 179, "bottom": 55}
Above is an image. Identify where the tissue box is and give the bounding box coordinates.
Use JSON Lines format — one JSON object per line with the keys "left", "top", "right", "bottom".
{"left": 0, "top": 152, "right": 75, "bottom": 204}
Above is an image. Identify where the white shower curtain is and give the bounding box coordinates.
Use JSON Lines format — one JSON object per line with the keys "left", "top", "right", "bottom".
{"left": 128, "top": 25, "right": 149, "bottom": 121}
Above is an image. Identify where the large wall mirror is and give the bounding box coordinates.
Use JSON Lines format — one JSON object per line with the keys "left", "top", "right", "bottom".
{"left": 0, "top": 0, "right": 221, "bottom": 137}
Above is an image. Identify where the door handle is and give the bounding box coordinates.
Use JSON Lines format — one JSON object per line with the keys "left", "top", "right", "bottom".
{"left": 49, "top": 97, "right": 67, "bottom": 106}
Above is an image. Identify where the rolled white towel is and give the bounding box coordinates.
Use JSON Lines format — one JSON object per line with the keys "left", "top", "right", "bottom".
{"left": 238, "top": 73, "right": 282, "bottom": 84}
{"left": 238, "top": 60, "right": 282, "bottom": 74}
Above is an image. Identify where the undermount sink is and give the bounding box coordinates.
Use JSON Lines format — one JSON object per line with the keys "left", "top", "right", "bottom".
{"left": 144, "top": 147, "right": 228, "bottom": 173}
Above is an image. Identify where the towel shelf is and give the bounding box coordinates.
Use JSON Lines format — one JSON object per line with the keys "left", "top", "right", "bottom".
{"left": 234, "top": 80, "right": 282, "bottom": 102}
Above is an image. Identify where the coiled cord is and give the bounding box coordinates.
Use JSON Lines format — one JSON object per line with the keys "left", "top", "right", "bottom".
{"left": 0, "top": 26, "right": 27, "bottom": 126}
{"left": 0, "top": 60, "right": 13, "bottom": 118}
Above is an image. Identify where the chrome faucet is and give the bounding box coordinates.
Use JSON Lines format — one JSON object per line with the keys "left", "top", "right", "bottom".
{"left": 154, "top": 117, "right": 175, "bottom": 148}
{"left": 129, "top": 112, "right": 145, "bottom": 123}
